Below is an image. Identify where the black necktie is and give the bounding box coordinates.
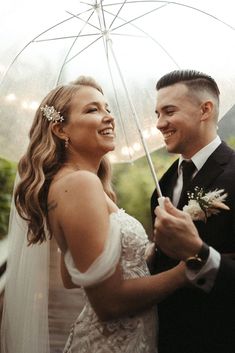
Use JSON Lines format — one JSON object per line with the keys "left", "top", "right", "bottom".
{"left": 177, "top": 160, "right": 196, "bottom": 209}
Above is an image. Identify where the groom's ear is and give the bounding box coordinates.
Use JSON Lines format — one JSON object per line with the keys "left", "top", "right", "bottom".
{"left": 200, "top": 101, "right": 213, "bottom": 121}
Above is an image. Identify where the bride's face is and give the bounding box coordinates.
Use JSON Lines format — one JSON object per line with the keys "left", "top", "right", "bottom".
{"left": 65, "top": 86, "right": 116, "bottom": 156}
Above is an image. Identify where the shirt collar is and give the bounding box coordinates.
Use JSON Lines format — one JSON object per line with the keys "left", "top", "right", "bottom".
{"left": 178, "top": 136, "right": 221, "bottom": 174}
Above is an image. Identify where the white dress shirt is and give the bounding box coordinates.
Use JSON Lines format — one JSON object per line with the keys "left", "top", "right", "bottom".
{"left": 173, "top": 136, "right": 222, "bottom": 292}
{"left": 186, "top": 247, "right": 221, "bottom": 292}
{"left": 172, "top": 135, "right": 221, "bottom": 206}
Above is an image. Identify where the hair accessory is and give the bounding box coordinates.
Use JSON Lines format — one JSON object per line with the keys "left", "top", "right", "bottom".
{"left": 40, "top": 105, "right": 64, "bottom": 123}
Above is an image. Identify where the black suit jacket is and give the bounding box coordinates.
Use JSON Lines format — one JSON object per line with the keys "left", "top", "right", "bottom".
{"left": 151, "top": 142, "right": 235, "bottom": 353}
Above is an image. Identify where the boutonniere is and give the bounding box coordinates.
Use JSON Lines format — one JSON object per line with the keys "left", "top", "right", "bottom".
{"left": 183, "top": 187, "right": 230, "bottom": 222}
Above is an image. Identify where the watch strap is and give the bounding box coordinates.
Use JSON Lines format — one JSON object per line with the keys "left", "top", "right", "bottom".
{"left": 185, "top": 242, "right": 210, "bottom": 271}
{"left": 197, "top": 241, "right": 210, "bottom": 261}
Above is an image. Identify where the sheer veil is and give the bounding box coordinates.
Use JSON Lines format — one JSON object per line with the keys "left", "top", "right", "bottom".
{"left": 1, "top": 173, "right": 50, "bottom": 353}
{"left": 0, "top": 175, "right": 122, "bottom": 353}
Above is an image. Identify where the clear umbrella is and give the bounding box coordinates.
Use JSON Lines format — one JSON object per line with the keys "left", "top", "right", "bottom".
{"left": 0, "top": 0, "right": 235, "bottom": 192}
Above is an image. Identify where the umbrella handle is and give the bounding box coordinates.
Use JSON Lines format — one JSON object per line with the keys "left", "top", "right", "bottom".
{"left": 158, "top": 196, "right": 165, "bottom": 209}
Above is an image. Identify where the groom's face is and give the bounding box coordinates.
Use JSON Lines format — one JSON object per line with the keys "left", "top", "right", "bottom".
{"left": 155, "top": 82, "right": 203, "bottom": 159}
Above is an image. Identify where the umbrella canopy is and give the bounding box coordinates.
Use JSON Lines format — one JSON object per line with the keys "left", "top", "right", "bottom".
{"left": 0, "top": 0, "right": 235, "bottom": 164}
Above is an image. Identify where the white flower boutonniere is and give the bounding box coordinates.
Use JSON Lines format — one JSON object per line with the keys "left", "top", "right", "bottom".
{"left": 183, "top": 187, "right": 230, "bottom": 222}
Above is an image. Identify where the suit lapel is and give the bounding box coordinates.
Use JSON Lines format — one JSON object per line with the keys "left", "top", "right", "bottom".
{"left": 152, "top": 141, "right": 234, "bottom": 214}
{"left": 151, "top": 159, "right": 178, "bottom": 222}
{"left": 178, "top": 142, "right": 233, "bottom": 209}
{"left": 159, "top": 159, "right": 179, "bottom": 200}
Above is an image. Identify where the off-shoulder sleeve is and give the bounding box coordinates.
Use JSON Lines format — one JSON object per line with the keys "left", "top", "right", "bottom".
{"left": 64, "top": 214, "right": 122, "bottom": 287}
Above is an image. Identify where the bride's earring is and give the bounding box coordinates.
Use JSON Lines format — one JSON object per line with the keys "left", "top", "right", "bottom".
{"left": 65, "top": 137, "right": 69, "bottom": 149}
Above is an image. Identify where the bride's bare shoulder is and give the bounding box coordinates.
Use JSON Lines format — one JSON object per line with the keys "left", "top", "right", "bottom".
{"left": 50, "top": 169, "right": 102, "bottom": 194}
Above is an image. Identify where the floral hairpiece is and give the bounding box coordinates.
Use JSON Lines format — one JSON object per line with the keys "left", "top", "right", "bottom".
{"left": 40, "top": 105, "right": 64, "bottom": 123}
{"left": 183, "top": 186, "right": 230, "bottom": 222}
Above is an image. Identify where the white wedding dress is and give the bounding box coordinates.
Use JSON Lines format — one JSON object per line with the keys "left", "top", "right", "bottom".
{"left": 63, "top": 209, "right": 158, "bottom": 353}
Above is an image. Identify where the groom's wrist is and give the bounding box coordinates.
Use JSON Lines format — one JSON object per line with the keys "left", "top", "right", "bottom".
{"left": 185, "top": 242, "right": 210, "bottom": 272}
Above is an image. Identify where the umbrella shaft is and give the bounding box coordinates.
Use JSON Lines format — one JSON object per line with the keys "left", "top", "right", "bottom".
{"left": 107, "top": 38, "right": 162, "bottom": 197}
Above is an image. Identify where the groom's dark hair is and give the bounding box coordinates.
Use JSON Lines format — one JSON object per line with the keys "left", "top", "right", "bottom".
{"left": 156, "top": 69, "right": 220, "bottom": 101}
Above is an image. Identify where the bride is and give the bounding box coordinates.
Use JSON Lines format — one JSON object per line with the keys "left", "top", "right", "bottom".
{"left": 1, "top": 76, "right": 186, "bottom": 353}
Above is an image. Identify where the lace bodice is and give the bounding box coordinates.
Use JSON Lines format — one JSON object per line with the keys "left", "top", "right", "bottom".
{"left": 63, "top": 209, "right": 158, "bottom": 353}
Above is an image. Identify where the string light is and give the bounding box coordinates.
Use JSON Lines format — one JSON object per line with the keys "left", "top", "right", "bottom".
{"left": 5, "top": 93, "right": 16, "bottom": 102}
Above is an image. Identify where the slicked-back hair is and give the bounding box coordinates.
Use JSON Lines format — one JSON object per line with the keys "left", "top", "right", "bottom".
{"left": 156, "top": 69, "right": 220, "bottom": 102}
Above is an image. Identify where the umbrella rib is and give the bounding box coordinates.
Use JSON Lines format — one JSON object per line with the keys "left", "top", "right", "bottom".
{"left": 104, "top": 0, "right": 234, "bottom": 31}
{"left": 172, "top": 1, "right": 235, "bottom": 30}
{"left": 56, "top": 9, "right": 96, "bottom": 85}
{"left": 100, "top": 0, "right": 107, "bottom": 29}
{"left": 34, "top": 33, "right": 101, "bottom": 42}
{"left": 102, "top": 2, "right": 173, "bottom": 68}
{"left": 107, "top": 39, "right": 161, "bottom": 190}
{"left": 111, "top": 33, "right": 146, "bottom": 38}
{"left": 65, "top": 9, "right": 109, "bottom": 61}
{"left": 103, "top": 0, "right": 234, "bottom": 70}
{"left": 80, "top": 1, "right": 95, "bottom": 5}
{"left": 101, "top": 5, "right": 133, "bottom": 161}
{"left": 169, "top": 1, "right": 235, "bottom": 30}
{"left": 33, "top": 8, "right": 94, "bottom": 38}
{"left": 0, "top": 8, "right": 95, "bottom": 86}
{"left": 105, "top": 8, "right": 180, "bottom": 67}
{"left": 0, "top": 41, "right": 36, "bottom": 86}
{"left": 96, "top": 1, "right": 109, "bottom": 56}
{"left": 65, "top": 4, "right": 132, "bottom": 160}
{"left": 64, "top": 35, "right": 103, "bottom": 64}
{"left": 108, "top": 0, "right": 128, "bottom": 30}
{"left": 105, "top": 56, "right": 134, "bottom": 162}
{"left": 110, "top": 3, "right": 168, "bottom": 32}
{"left": 66, "top": 10, "right": 101, "bottom": 31}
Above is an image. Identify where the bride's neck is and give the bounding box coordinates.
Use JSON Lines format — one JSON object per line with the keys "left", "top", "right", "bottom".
{"left": 63, "top": 156, "right": 101, "bottom": 174}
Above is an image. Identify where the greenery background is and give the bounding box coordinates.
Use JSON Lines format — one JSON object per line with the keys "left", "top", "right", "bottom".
{"left": 1, "top": 133, "right": 235, "bottom": 240}
{"left": 0, "top": 148, "right": 176, "bottom": 240}
{"left": 0, "top": 158, "right": 17, "bottom": 239}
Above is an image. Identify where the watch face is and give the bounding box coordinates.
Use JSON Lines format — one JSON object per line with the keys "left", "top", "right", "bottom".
{"left": 186, "top": 257, "right": 204, "bottom": 271}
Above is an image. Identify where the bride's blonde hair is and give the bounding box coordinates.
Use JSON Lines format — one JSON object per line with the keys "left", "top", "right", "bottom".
{"left": 15, "top": 76, "right": 116, "bottom": 245}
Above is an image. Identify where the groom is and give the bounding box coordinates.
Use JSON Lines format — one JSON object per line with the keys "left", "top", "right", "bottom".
{"left": 150, "top": 70, "right": 235, "bottom": 353}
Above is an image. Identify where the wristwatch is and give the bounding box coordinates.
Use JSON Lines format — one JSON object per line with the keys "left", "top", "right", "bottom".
{"left": 185, "top": 242, "right": 210, "bottom": 271}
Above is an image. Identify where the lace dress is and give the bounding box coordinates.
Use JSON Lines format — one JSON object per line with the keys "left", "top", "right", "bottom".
{"left": 63, "top": 209, "right": 158, "bottom": 353}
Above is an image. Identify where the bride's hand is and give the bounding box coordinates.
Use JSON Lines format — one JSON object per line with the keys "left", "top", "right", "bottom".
{"left": 174, "top": 261, "right": 189, "bottom": 286}
{"left": 144, "top": 241, "right": 156, "bottom": 265}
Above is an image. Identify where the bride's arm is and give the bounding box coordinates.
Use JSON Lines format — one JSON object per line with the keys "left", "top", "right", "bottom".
{"left": 86, "top": 262, "right": 186, "bottom": 320}
{"left": 58, "top": 171, "right": 187, "bottom": 320}
{"left": 60, "top": 253, "right": 80, "bottom": 289}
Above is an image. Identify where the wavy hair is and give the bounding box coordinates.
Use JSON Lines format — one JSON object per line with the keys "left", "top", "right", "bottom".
{"left": 15, "top": 77, "right": 116, "bottom": 245}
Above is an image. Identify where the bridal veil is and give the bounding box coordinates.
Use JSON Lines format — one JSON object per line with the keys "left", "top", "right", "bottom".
{"left": 1, "top": 174, "right": 50, "bottom": 353}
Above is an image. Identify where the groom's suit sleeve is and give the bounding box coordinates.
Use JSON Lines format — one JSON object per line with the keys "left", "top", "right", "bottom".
{"left": 210, "top": 254, "right": 235, "bottom": 299}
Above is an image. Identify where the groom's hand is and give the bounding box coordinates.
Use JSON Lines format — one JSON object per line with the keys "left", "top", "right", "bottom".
{"left": 153, "top": 198, "right": 202, "bottom": 260}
